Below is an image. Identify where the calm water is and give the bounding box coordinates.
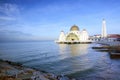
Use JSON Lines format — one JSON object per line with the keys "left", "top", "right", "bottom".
{"left": 0, "top": 41, "right": 120, "bottom": 80}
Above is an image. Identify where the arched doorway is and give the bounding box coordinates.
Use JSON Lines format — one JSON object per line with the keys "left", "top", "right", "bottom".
{"left": 66, "top": 33, "right": 79, "bottom": 41}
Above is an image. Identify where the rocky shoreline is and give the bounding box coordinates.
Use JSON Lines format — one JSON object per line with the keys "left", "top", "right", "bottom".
{"left": 0, "top": 59, "right": 75, "bottom": 80}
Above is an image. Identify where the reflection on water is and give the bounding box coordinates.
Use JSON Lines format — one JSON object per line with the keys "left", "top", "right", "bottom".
{"left": 59, "top": 44, "right": 88, "bottom": 56}
{"left": 58, "top": 44, "right": 67, "bottom": 54}
{"left": 69, "top": 44, "right": 88, "bottom": 56}
{"left": 57, "top": 44, "right": 93, "bottom": 75}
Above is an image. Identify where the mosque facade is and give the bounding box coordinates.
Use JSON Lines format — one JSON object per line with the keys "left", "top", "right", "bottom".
{"left": 56, "top": 25, "right": 92, "bottom": 44}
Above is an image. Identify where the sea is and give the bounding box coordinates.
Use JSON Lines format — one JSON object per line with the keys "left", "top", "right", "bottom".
{"left": 0, "top": 40, "right": 120, "bottom": 80}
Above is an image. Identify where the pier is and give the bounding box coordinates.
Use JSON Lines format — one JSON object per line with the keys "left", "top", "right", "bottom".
{"left": 96, "top": 40, "right": 120, "bottom": 46}
{"left": 92, "top": 41, "right": 120, "bottom": 59}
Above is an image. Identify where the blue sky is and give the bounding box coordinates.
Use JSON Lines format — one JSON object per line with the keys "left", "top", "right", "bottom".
{"left": 0, "top": 0, "right": 120, "bottom": 41}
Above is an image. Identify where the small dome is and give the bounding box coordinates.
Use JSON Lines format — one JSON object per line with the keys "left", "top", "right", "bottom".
{"left": 70, "top": 25, "right": 79, "bottom": 31}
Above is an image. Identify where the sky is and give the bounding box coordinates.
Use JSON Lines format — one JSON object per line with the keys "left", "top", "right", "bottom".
{"left": 0, "top": 0, "right": 120, "bottom": 41}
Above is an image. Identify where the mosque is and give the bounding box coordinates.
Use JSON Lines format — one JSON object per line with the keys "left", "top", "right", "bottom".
{"left": 56, "top": 25, "right": 92, "bottom": 44}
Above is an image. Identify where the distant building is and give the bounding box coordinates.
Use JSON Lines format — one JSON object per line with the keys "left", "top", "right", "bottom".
{"left": 56, "top": 25, "right": 92, "bottom": 44}
{"left": 90, "top": 34, "right": 101, "bottom": 41}
{"left": 108, "top": 34, "right": 120, "bottom": 41}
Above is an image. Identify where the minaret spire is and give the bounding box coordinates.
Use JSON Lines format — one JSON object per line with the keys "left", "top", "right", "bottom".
{"left": 101, "top": 19, "right": 107, "bottom": 38}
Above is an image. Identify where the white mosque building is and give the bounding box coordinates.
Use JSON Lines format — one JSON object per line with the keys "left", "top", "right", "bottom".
{"left": 56, "top": 25, "right": 92, "bottom": 44}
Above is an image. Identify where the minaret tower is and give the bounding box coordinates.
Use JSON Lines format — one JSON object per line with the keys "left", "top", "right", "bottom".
{"left": 58, "top": 31, "right": 66, "bottom": 42}
{"left": 101, "top": 19, "right": 107, "bottom": 38}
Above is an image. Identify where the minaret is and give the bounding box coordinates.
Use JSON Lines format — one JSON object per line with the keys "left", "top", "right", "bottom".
{"left": 58, "top": 31, "right": 66, "bottom": 42}
{"left": 101, "top": 19, "right": 107, "bottom": 38}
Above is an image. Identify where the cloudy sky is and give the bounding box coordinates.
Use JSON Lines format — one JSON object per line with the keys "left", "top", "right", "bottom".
{"left": 0, "top": 0, "right": 120, "bottom": 41}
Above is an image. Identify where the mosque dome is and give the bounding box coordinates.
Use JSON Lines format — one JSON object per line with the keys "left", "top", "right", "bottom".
{"left": 70, "top": 25, "right": 79, "bottom": 31}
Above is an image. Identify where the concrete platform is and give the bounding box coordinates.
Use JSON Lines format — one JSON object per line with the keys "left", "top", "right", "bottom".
{"left": 56, "top": 41, "right": 92, "bottom": 44}
{"left": 109, "top": 52, "right": 120, "bottom": 59}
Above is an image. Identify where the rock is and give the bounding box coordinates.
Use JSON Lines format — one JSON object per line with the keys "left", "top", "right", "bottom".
{"left": 0, "top": 59, "right": 74, "bottom": 80}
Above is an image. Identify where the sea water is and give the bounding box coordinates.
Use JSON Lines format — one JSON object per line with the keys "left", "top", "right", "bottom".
{"left": 0, "top": 41, "right": 120, "bottom": 80}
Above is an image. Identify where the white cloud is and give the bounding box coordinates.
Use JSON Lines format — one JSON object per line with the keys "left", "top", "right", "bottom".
{"left": 0, "top": 3, "right": 20, "bottom": 17}
{"left": 0, "top": 16, "right": 16, "bottom": 21}
{"left": 0, "top": 3, "right": 20, "bottom": 28}
{"left": 0, "top": 30, "right": 35, "bottom": 41}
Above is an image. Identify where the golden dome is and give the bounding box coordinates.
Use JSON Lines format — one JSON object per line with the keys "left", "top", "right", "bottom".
{"left": 70, "top": 25, "right": 79, "bottom": 31}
